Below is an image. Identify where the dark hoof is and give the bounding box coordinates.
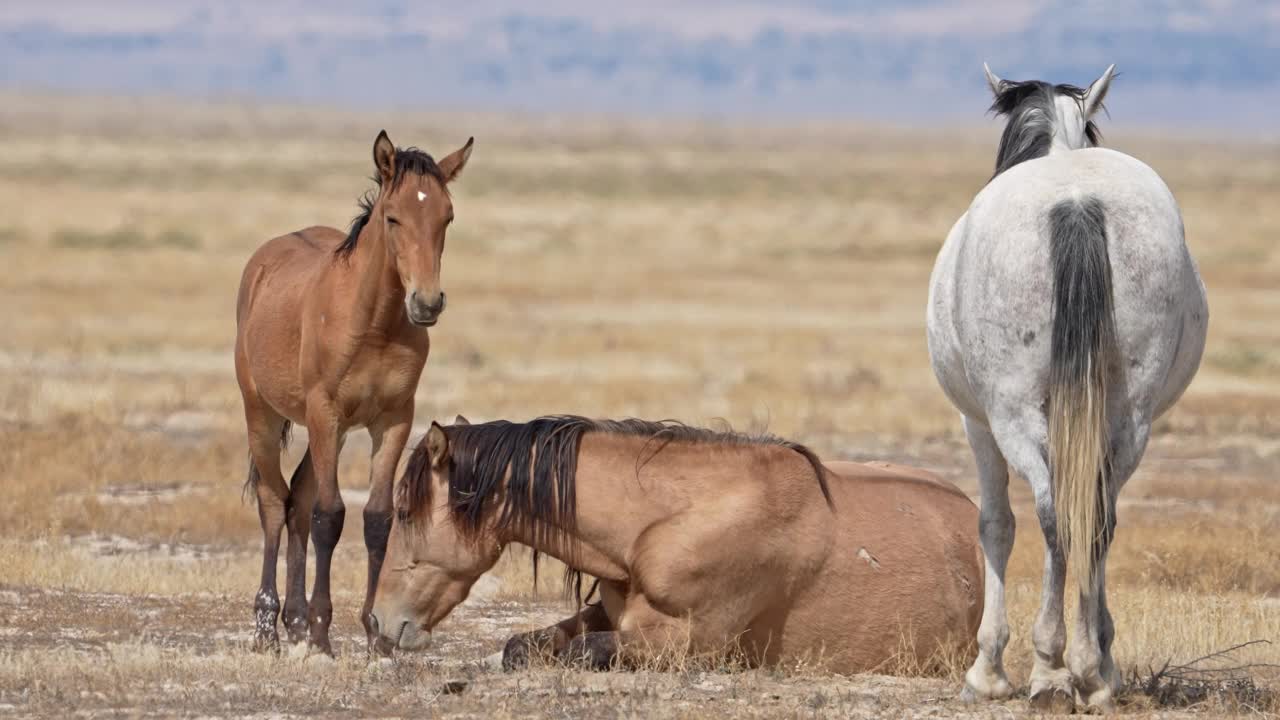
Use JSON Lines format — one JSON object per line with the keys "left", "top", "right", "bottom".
{"left": 309, "top": 626, "right": 335, "bottom": 657}
{"left": 253, "top": 630, "right": 280, "bottom": 654}
{"left": 284, "top": 618, "right": 309, "bottom": 646}
{"left": 503, "top": 629, "right": 564, "bottom": 671}
{"left": 502, "top": 634, "right": 540, "bottom": 671}
{"left": 1029, "top": 687, "right": 1075, "bottom": 714}
{"left": 439, "top": 680, "right": 468, "bottom": 695}
{"left": 253, "top": 593, "right": 281, "bottom": 653}
{"left": 308, "top": 608, "right": 334, "bottom": 657}
{"left": 559, "top": 634, "right": 616, "bottom": 671}
{"left": 253, "top": 608, "right": 280, "bottom": 653}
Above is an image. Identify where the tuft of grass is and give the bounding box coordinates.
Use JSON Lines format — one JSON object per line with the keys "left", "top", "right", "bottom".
{"left": 1126, "top": 641, "right": 1279, "bottom": 714}
{"left": 51, "top": 226, "right": 202, "bottom": 250}
{"left": 876, "top": 626, "right": 973, "bottom": 683}
{"left": 154, "top": 228, "right": 202, "bottom": 249}
{"left": 53, "top": 226, "right": 148, "bottom": 249}
{"left": 1210, "top": 344, "right": 1276, "bottom": 377}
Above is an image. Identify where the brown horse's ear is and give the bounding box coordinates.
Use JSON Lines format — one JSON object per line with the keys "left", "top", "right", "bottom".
{"left": 373, "top": 130, "right": 396, "bottom": 185}
{"left": 426, "top": 421, "right": 450, "bottom": 469}
{"left": 453, "top": 414, "right": 471, "bottom": 426}
{"left": 437, "top": 137, "right": 474, "bottom": 183}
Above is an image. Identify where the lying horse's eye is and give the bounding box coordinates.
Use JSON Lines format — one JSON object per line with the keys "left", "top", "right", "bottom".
{"left": 387, "top": 216, "right": 401, "bottom": 226}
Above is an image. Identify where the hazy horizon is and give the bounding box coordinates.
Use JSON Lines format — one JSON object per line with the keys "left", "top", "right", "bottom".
{"left": 2, "top": 1, "right": 1277, "bottom": 132}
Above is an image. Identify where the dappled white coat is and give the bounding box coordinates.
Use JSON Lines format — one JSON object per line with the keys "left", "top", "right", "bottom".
{"left": 925, "top": 65, "right": 1208, "bottom": 713}
{"left": 929, "top": 148, "right": 1206, "bottom": 434}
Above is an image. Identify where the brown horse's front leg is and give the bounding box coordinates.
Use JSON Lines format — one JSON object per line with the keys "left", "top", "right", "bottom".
{"left": 306, "top": 412, "right": 345, "bottom": 656}
{"left": 503, "top": 602, "right": 613, "bottom": 670}
{"left": 362, "top": 411, "right": 411, "bottom": 654}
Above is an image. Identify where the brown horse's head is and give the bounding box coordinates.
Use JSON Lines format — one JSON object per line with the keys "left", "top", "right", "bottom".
{"left": 351, "top": 130, "right": 473, "bottom": 327}
{"left": 370, "top": 418, "right": 499, "bottom": 653}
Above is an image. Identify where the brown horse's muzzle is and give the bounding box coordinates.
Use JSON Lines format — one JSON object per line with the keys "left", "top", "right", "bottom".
{"left": 406, "top": 290, "right": 446, "bottom": 327}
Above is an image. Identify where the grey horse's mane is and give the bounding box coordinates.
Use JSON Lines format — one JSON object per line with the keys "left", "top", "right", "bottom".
{"left": 990, "top": 80, "right": 1102, "bottom": 179}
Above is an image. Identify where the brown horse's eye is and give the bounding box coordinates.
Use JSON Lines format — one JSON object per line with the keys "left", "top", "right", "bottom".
{"left": 387, "top": 216, "right": 401, "bottom": 226}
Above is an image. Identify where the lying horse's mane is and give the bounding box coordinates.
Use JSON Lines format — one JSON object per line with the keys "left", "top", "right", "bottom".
{"left": 336, "top": 147, "right": 448, "bottom": 257}
{"left": 398, "top": 415, "right": 833, "bottom": 597}
{"left": 990, "top": 79, "right": 1102, "bottom": 179}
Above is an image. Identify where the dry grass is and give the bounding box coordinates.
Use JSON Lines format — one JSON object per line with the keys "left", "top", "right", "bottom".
{"left": 0, "top": 94, "right": 1277, "bottom": 717}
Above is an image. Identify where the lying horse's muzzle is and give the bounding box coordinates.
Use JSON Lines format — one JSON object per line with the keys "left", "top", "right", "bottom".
{"left": 369, "top": 609, "right": 433, "bottom": 653}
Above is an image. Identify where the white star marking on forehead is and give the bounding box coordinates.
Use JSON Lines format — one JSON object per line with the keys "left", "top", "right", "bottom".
{"left": 417, "top": 191, "right": 427, "bottom": 202}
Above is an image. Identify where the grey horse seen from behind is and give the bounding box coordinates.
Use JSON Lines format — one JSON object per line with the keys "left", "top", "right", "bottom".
{"left": 927, "top": 64, "right": 1208, "bottom": 713}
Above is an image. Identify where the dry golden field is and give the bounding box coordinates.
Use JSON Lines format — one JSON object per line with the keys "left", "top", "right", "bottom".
{"left": 0, "top": 94, "right": 1278, "bottom": 718}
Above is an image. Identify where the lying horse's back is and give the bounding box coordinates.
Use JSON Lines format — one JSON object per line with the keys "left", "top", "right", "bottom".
{"left": 760, "top": 461, "right": 982, "bottom": 674}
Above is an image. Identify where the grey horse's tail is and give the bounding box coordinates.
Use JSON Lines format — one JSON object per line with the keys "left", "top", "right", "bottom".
{"left": 1047, "top": 196, "right": 1119, "bottom": 589}
{"left": 242, "top": 420, "right": 293, "bottom": 502}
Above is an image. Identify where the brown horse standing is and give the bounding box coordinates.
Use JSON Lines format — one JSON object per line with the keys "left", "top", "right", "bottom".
{"left": 234, "top": 131, "right": 472, "bottom": 654}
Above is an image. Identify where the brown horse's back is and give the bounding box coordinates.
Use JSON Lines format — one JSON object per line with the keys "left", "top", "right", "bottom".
{"left": 235, "top": 226, "right": 345, "bottom": 423}
{"left": 236, "top": 227, "right": 343, "bottom": 324}
{"left": 768, "top": 461, "right": 982, "bottom": 674}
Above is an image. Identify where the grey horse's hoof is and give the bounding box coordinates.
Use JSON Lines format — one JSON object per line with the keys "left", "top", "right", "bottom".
{"left": 1029, "top": 687, "right": 1075, "bottom": 714}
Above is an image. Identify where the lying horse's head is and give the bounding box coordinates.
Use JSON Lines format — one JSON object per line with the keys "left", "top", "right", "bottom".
{"left": 370, "top": 416, "right": 499, "bottom": 653}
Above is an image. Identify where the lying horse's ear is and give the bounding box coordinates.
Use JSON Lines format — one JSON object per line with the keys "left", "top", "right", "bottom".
{"left": 437, "top": 137, "right": 474, "bottom": 183}
{"left": 454, "top": 414, "right": 471, "bottom": 426}
{"left": 426, "top": 421, "right": 450, "bottom": 469}
{"left": 373, "top": 130, "right": 396, "bottom": 185}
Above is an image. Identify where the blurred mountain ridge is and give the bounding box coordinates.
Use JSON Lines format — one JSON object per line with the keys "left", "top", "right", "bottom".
{"left": 1, "top": 1, "right": 1276, "bottom": 127}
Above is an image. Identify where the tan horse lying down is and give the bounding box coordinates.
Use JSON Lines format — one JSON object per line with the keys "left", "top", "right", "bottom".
{"left": 370, "top": 416, "right": 982, "bottom": 674}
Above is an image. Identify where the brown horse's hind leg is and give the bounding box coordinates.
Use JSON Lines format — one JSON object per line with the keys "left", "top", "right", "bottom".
{"left": 361, "top": 411, "right": 412, "bottom": 654}
{"left": 282, "top": 448, "right": 316, "bottom": 645}
{"left": 246, "top": 414, "right": 290, "bottom": 652}
{"left": 502, "top": 602, "right": 613, "bottom": 670}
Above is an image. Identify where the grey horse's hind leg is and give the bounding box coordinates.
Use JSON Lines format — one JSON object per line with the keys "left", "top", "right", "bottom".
{"left": 991, "top": 412, "right": 1075, "bottom": 713}
{"left": 960, "top": 416, "right": 1016, "bottom": 702}
{"left": 1072, "top": 418, "right": 1148, "bottom": 711}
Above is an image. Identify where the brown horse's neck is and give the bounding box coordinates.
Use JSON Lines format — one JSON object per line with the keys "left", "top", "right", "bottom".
{"left": 346, "top": 222, "right": 409, "bottom": 336}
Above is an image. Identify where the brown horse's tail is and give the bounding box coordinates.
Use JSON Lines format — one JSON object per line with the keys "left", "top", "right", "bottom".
{"left": 242, "top": 420, "right": 292, "bottom": 502}
{"left": 1047, "top": 196, "right": 1118, "bottom": 590}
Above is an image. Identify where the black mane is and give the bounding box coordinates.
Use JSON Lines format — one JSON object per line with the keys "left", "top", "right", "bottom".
{"left": 397, "top": 415, "right": 833, "bottom": 597}
{"left": 335, "top": 147, "right": 447, "bottom": 257}
{"left": 990, "top": 80, "right": 1102, "bottom": 179}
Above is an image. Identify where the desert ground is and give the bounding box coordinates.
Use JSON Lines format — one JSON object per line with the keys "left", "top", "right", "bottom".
{"left": 0, "top": 95, "right": 1277, "bottom": 718}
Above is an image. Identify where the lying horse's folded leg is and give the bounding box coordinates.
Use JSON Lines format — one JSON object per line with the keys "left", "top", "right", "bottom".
{"left": 560, "top": 631, "right": 620, "bottom": 671}
{"left": 502, "top": 602, "right": 612, "bottom": 670}
{"left": 502, "top": 626, "right": 565, "bottom": 670}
